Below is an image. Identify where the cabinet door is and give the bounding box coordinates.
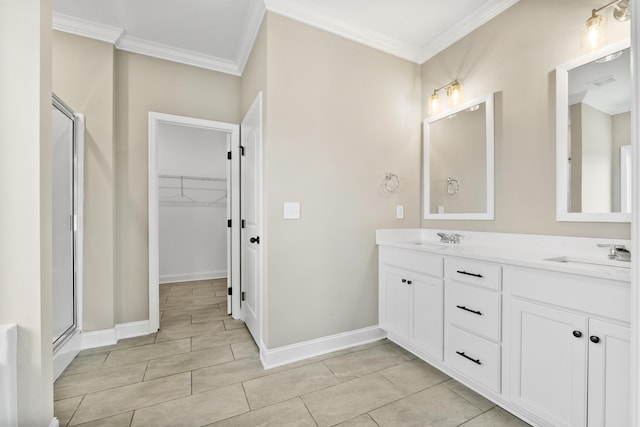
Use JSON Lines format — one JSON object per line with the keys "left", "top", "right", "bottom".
{"left": 510, "top": 299, "right": 587, "bottom": 427}
{"left": 587, "top": 319, "right": 630, "bottom": 427}
{"left": 411, "top": 274, "right": 443, "bottom": 360}
{"left": 382, "top": 268, "right": 410, "bottom": 341}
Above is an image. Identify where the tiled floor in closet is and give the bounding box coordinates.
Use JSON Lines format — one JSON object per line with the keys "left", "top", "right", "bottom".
{"left": 54, "top": 278, "right": 530, "bottom": 426}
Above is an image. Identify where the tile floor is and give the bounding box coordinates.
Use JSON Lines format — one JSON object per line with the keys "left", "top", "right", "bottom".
{"left": 54, "top": 279, "right": 531, "bottom": 426}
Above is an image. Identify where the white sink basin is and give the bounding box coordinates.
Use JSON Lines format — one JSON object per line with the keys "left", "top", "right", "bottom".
{"left": 545, "top": 256, "right": 631, "bottom": 269}
{"left": 408, "top": 241, "right": 449, "bottom": 249}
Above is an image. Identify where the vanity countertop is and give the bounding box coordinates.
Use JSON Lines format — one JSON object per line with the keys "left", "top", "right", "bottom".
{"left": 377, "top": 229, "right": 631, "bottom": 282}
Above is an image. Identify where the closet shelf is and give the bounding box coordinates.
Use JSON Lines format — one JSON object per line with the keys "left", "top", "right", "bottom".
{"left": 158, "top": 174, "right": 227, "bottom": 206}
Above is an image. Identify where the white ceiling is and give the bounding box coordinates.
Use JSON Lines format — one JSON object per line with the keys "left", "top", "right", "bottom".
{"left": 52, "top": 0, "right": 519, "bottom": 76}
{"left": 569, "top": 47, "right": 631, "bottom": 115}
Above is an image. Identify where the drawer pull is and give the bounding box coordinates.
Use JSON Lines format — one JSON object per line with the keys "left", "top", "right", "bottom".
{"left": 456, "top": 305, "right": 482, "bottom": 316}
{"left": 456, "top": 270, "right": 483, "bottom": 279}
{"left": 456, "top": 351, "right": 482, "bottom": 365}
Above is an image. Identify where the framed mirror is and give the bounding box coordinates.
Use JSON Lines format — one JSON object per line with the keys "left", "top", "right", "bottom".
{"left": 423, "top": 93, "right": 494, "bottom": 220}
{"left": 556, "top": 40, "right": 631, "bottom": 222}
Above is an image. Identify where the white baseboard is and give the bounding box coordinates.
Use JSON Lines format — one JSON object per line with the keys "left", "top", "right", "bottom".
{"left": 53, "top": 331, "right": 82, "bottom": 381}
{"left": 49, "top": 418, "right": 60, "bottom": 427}
{"left": 0, "top": 324, "right": 17, "bottom": 427}
{"left": 81, "top": 328, "right": 117, "bottom": 349}
{"left": 82, "top": 320, "right": 153, "bottom": 350}
{"left": 159, "top": 271, "right": 226, "bottom": 284}
{"left": 115, "top": 320, "right": 152, "bottom": 340}
{"left": 260, "top": 326, "right": 386, "bottom": 370}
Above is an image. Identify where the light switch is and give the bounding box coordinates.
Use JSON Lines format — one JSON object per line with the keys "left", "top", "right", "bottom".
{"left": 396, "top": 205, "right": 404, "bottom": 219}
{"left": 283, "top": 202, "right": 301, "bottom": 219}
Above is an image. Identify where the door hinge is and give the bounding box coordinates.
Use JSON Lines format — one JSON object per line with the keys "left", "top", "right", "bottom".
{"left": 241, "top": 219, "right": 246, "bottom": 228}
{"left": 239, "top": 145, "right": 245, "bottom": 156}
{"left": 241, "top": 291, "right": 246, "bottom": 301}
{"left": 228, "top": 287, "right": 232, "bottom": 296}
{"left": 227, "top": 219, "right": 232, "bottom": 228}
{"left": 227, "top": 151, "right": 232, "bottom": 160}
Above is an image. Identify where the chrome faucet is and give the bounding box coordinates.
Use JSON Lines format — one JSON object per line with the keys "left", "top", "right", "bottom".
{"left": 437, "top": 232, "right": 462, "bottom": 244}
{"left": 597, "top": 243, "right": 631, "bottom": 262}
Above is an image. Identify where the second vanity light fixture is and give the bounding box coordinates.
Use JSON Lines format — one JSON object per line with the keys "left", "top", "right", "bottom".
{"left": 581, "top": 0, "right": 630, "bottom": 51}
{"left": 428, "top": 80, "right": 463, "bottom": 115}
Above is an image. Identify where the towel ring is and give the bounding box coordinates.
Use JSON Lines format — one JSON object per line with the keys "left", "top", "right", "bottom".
{"left": 384, "top": 172, "right": 400, "bottom": 193}
{"left": 446, "top": 177, "right": 460, "bottom": 196}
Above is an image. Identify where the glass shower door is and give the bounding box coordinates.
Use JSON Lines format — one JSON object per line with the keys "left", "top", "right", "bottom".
{"left": 52, "top": 96, "right": 76, "bottom": 347}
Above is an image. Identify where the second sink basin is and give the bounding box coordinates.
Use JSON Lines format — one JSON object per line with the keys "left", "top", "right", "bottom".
{"left": 545, "top": 255, "right": 631, "bottom": 269}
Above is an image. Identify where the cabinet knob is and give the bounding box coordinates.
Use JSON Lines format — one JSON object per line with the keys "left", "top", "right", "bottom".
{"left": 401, "top": 279, "right": 407, "bottom": 283}
{"left": 590, "top": 335, "right": 600, "bottom": 344}
{"left": 407, "top": 280, "right": 412, "bottom": 285}
{"left": 572, "top": 330, "right": 583, "bottom": 338}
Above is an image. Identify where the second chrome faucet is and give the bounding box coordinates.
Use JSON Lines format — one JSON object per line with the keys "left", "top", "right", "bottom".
{"left": 437, "top": 232, "right": 462, "bottom": 244}
{"left": 597, "top": 243, "right": 631, "bottom": 262}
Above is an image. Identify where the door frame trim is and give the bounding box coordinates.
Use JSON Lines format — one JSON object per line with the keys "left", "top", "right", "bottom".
{"left": 148, "top": 112, "right": 240, "bottom": 332}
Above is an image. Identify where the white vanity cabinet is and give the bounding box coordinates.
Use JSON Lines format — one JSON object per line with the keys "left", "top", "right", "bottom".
{"left": 377, "top": 235, "right": 631, "bottom": 427}
{"left": 379, "top": 246, "right": 444, "bottom": 361}
{"left": 505, "top": 266, "right": 630, "bottom": 427}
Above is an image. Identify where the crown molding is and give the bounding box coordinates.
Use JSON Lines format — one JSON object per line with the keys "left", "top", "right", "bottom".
{"left": 418, "top": 0, "right": 521, "bottom": 64}
{"left": 52, "top": 12, "right": 248, "bottom": 76}
{"left": 265, "top": 0, "right": 519, "bottom": 65}
{"left": 236, "top": 0, "right": 267, "bottom": 74}
{"left": 116, "top": 35, "right": 241, "bottom": 76}
{"left": 264, "top": 0, "right": 421, "bottom": 63}
{"left": 53, "top": 13, "right": 123, "bottom": 44}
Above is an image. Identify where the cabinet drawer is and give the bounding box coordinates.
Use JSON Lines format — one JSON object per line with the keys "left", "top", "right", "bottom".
{"left": 445, "top": 325, "right": 501, "bottom": 393}
{"left": 380, "top": 246, "right": 443, "bottom": 278}
{"left": 446, "top": 282, "right": 501, "bottom": 342}
{"left": 505, "top": 266, "right": 630, "bottom": 323}
{"left": 446, "top": 258, "right": 501, "bottom": 290}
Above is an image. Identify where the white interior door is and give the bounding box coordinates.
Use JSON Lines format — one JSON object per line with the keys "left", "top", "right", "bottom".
{"left": 240, "top": 93, "right": 263, "bottom": 345}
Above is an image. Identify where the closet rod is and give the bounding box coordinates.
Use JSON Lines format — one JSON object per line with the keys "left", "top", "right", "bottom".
{"left": 158, "top": 174, "right": 226, "bottom": 182}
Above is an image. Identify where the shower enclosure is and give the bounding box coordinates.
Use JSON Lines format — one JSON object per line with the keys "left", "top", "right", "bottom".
{"left": 52, "top": 94, "right": 84, "bottom": 377}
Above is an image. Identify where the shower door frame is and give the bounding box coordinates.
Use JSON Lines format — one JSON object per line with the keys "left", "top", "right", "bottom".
{"left": 52, "top": 94, "right": 84, "bottom": 356}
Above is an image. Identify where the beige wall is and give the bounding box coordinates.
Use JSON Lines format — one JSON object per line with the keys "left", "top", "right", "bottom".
{"left": 53, "top": 31, "right": 116, "bottom": 330}
{"left": 612, "top": 111, "right": 631, "bottom": 211}
{"left": 421, "top": 0, "right": 631, "bottom": 238}
{"left": 569, "top": 103, "right": 583, "bottom": 211}
{"left": 241, "top": 19, "right": 267, "bottom": 118}
{"left": 263, "top": 13, "right": 422, "bottom": 347}
{"left": 429, "top": 103, "right": 487, "bottom": 214}
{"left": 582, "top": 103, "right": 613, "bottom": 212}
{"left": 52, "top": 37, "right": 242, "bottom": 328}
{"left": 0, "top": 0, "right": 54, "bottom": 424}
{"left": 114, "top": 51, "right": 241, "bottom": 323}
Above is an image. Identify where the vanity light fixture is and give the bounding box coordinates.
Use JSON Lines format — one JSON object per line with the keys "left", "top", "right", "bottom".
{"left": 428, "top": 80, "right": 463, "bottom": 115}
{"left": 581, "top": 0, "right": 630, "bottom": 51}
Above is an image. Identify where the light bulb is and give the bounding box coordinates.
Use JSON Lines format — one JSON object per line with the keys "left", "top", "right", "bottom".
{"left": 447, "top": 81, "right": 463, "bottom": 107}
{"left": 429, "top": 92, "right": 440, "bottom": 115}
{"left": 581, "top": 11, "right": 607, "bottom": 51}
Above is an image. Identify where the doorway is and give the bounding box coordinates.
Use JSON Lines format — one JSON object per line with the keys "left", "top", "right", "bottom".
{"left": 148, "top": 113, "right": 239, "bottom": 332}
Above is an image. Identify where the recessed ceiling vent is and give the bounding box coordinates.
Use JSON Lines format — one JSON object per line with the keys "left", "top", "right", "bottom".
{"left": 590, "top": 75, "right": 616, "bottom": 87}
